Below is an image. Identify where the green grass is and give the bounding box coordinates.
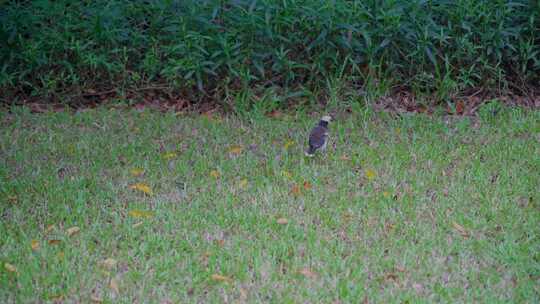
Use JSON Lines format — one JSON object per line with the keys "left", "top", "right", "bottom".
{"left": 0, "top": 105, "right": 539, "bottom": 302}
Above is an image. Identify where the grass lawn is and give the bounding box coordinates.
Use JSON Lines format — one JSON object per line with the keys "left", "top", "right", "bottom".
{"left": 1, "top": 104, "right": 539, "bottom": 303}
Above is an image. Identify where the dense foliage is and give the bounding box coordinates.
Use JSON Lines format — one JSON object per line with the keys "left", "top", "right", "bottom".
{"left": 1, "top": 0, "right": 539, "bottom": 104}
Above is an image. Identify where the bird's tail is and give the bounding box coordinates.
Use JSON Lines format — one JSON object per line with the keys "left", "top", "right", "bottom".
{"left": 305, "top": 146, "right": 315, "bottom": 157}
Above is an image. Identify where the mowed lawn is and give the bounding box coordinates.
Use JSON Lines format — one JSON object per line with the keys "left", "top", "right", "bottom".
{"left": 0, "top": 105, "right": 538, "bottom": 303}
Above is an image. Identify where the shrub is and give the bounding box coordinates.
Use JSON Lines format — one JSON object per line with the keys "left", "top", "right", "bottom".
{"left": 1, "top": 0, "right": 538, "bottom": 105}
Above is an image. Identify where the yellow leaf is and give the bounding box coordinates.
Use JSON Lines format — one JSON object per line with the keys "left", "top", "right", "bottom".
{"left": 4, "top": 263, "right": 17, "bottom": 273}
{"left": 282, "top": 171, "right": 292, "bottom": 179}
{"left": 283, "top": 140, "right": 295, "bottom": 149}
{"left": 129, "top": 183, "right": 153, "bottom": 195}
{"left": 365, "top": 169, "right": 377, "bottom": 181}
{"left": 110, "top": 278, "right": 120, "bottom": 294}
{"left": 383, "top": 191, "right": 391, "bottom": 198}
{"left": 50, "top": 295, "right": 64, "bottom": 302}
{"left": 452, "top": 222, "right": 470, "bottom": 238}
{"left": 211, "top": 274, "right": 232, "bottom": 282}
{"left": 239, "top": 179, "right": 248, "bottom": 188}
{"left": 66, "top": 226, "right": 80, "bottom": 237}
{"left": 130, "top": 168, "right": 144, "bottom": 177}
{"left": 31, "top": 239, "right": 40, "bottom": 251}
{"left": 128, "top": 210, "right": 154, "bottom": 219}
{"left": 228, "top": 145, "right": 243, "bottom": 155}
{"left": 100, "top": 258, "right": 117, "bottom": 270}
{"left": 163, "top": 152, "right": 177, "bottom": 160}
{"left": 298, "top": 268, "right": 317, "bottom": 279}
{"left": 210, "top": 170, "right": 220, "bottom": 178}
{"left": 48, "top": 239, "right": 62, "bottom": 245}
{"left": 276, "top": 218, "right": 289, "bottom": 225}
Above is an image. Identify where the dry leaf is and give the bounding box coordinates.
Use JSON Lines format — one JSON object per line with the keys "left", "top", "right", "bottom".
{"left": 100, "top": 258, "right": 117, "bottom": 270}
{"left": 340, "top": 155, "right": 351, "bottom": 161}
{"left": 130, "top": 168, "right": 144, "bottom": 177}
{"left": 132, "top": 221, "right": 144, "bottom": 228}
{"left": 228, "top": 145, "right": 243, "bottom": 155}
{"left": 303, "top": 181, "right": 312, "bottom": 190}
{"left": 66, "top": 226, "right": 80, "bottom": 237}
{"left": 267, "top": 110, "right": 283, "bottom": 118}
{"left": 452, "top": 222, "right": 470, "bottom": 238}
{"left": 110, "top": 278, "right": 120, "bottom": 294}
{"left": 455, "top": 100, "right": 465, "bottom": 115}
{"left": 365, "top": 169, "right": 377, "bottom": 181}
{"left": 239, "top": 179, "right": 248, "bottom": 189}
{"left": 298, "top": 268, "right": 317, "bottom": 279}
{"left": 4, "top": 263, "right": 17, "bottom": 273}
{"left": 283, "top": 140, "right": 295, "bottom": 149}
{"left": 276, "top": 218, "right": 289, "bottom": 225}
{"left": 7, "top": 195, "right": 17, "bottom": 204}
{"left": 45, "top": 224, "right": 55, "bottom": 234}
{"left": 50, "top": 295, "right": 64, "bottom": 302}
{"left": 210, "top": 170, "right": 220, "bottom": 178}
{"left": 90, "top": 294, "right": 103, "bottom": 303}
{"left": 129, "top": 183, "right": 153, "bottom": 195}
{"left": 290, "top": 184, "right": 301, "bottom": 196}
{"left": 128, "top": 210, "right": 154, "bottom": 219}
{"left": 211, "top": 274, "right": 232, "bottom": 282}
{"left": 48, "top": 239, "right": 62, "bottom": 245}
{"left": 282, "top": 171, "right": 292, "bottom": 179}
{"left": 31, "top": 239, "right": 40, "bottom": 251}
{"left": 163, "top": 152, "right": 177, "bottom": 160}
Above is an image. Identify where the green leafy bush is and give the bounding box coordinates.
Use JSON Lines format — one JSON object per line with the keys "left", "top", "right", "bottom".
{"left": 1, "top": 0, "right": 538, "bottom": 105}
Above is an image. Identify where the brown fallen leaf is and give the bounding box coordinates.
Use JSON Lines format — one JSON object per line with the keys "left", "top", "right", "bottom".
{"left": 100, "top": 258, "right": 117, "bottom": 270}
{"left": 45, "top": 224, "right": 56, "bottom": 234}
{"left": 211, "top": 274, "right": 232, "bottom": 282}
{"left": 298, "top": 268, "right": 317, "bottom": 279}
{"left": 290, "top": 184, "right": 301, "bottom": 196}
{"left": 129, "top": 183, "right": 153, "bottom": 195}
{"left": 228, "top": 145, "right": 243, "bottom": 155}
{"left": 276, "top": 218, "right": 289, "bottom": 225}
{"left": 31, "top": 239, "right": 40, "bottom": 251}
{"left": 452, "top": 222, "right": 470, "bottom": 238}
{"left": 110, "top": 277, "right": 120, "bottom": 294}
{"left": 48, "top": 239, "right": 62, "bottom": 245}
{"left": 66, "top": 226, "right": 80, "bottom": 237}
{"left": 90, "top": 294, "right": 103, "bottom": 303}
{"left": 455, "top": 100, "right": 465, "bottom": 115}
{"left": 340, "top": 155, "right": 351, "bottom": 161}
{"left": 303, "top": 181, "right": 312, "bottom": 190}
{"left": 4, "top": 263, "right": 17, "bottom": 273}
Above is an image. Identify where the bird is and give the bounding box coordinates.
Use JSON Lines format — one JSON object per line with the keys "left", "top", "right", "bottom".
{"left": 305, "top": 115, "right": 331, "bottom": 157}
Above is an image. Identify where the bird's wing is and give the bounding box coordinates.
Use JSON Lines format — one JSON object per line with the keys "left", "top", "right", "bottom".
{"left": 309, "top": 126, "right": 328, "bottom": 148}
